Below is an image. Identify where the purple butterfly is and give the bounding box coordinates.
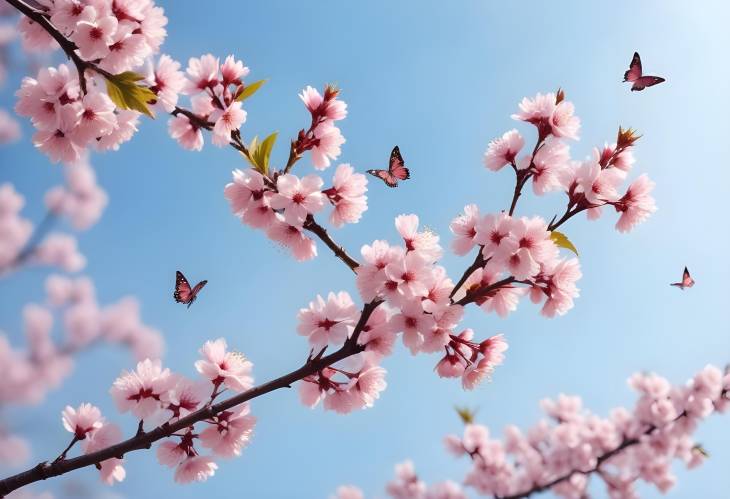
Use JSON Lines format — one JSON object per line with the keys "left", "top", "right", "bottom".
{"left": 174, "top": 270, "right": 208, "bottom": 308}
{"left": 624, "top": 52, "right": 665, "bottom": 92}
{"left": 367, "top": 146, "right": 411, "bottom": 188}
{"left": 670, "top": 267, "right": 695, "bottom": 290}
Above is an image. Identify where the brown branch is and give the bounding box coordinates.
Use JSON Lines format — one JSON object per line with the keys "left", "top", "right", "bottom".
{"left": 454, "top": 276, "right": 517, "bottom": 306}
{"left": 0, "top": 300, "right": 382, "bottom": 497}
{"left": 303, "top": 215, "right": 360, "bottom": 273}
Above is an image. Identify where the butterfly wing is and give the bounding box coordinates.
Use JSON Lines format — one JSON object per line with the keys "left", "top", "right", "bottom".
{"left": 624, "top": 52, "right": 642, "bottom": 82}
{"left": 388, "top": 146, "right": 411, "bottom": 181}
{"left": 682, "top": 267, "right": 694, "bottom": 288}
{"left": 186, "top": 280, "right": 208, "bottom": 308}
{"left": 369, "top": 169, "right": 399, "bottom": 188}
{"left": 174, "top": 271, "right": 193, "bottom": 304}
{"left": 631, "top": 76, "right": 665, "bottom": 92}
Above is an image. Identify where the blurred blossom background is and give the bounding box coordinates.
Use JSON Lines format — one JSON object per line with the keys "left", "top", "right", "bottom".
{"left": 1, "top": 0, "right": 729, "bottom": 497}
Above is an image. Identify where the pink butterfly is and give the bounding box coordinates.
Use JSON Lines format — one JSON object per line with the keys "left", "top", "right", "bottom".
{"left": 624, "top": 52, "right": 665, "bottom": 92}
{"left": 367, "top": 146, "right": 411, "bottom": 188}
{"left": 670, "top": 267, "right": 695, "bottom": 290}
{"left": 174, "top": 270, "right": 208, "bottom": 308}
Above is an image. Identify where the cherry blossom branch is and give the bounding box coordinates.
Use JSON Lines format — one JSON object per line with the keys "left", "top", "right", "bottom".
{"left": 0, "top": 299, "right": 382, "bottom": 496}
{"left": 303, "top": 215, "right": 359, "bottom": 272}
{"left": 497, "top": 392, "right": 726, "bottom": 499}
{"left": 7, "top": 210, "right": 56, "bottom": 270}
{"left": 454, "top": 276, "right": 517, "bottom": 307}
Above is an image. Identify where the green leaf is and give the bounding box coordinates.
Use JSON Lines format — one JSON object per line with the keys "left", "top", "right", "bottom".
{"left": 454, "top": 406, "right": 477, "bottom": 425}
{"left": 245, "top": 132, "right": 277, "bottom": 175}
{"left": 693, "top": 444, "right": 710, "bottom": 458}
{"left": 236, "top": 79, "right": 267, "bottom": 102}
{"left": 550, "top": 231, "right": 579, "bottom": 256}
{"left": 105, "top": 71, "right": 156, "bottom": 118}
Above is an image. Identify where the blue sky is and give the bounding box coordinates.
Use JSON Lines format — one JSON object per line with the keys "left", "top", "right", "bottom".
{"left": 1, "top": 1, "right": 729, "bottom": 498}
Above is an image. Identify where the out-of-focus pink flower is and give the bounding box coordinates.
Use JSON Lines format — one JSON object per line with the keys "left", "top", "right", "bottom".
{"left": 332, "top": 485, "right": 364, "bottom": 499}
{"left": 195, "top": 338, "right": 254, "bottom": 392}
{"left": 0, "top": 109, "right": 21, "bottom": 144}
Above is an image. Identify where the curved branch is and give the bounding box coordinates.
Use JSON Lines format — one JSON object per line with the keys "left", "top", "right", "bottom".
{"left": 0, "top": 300, "right": 382, "bottom": 497}
{"left": 303, "top": 216, "right": 360, "bottom": 272}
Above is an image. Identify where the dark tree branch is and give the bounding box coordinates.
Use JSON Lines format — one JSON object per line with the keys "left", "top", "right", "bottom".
{"left": 303, "top": 216, "right": 360, "bottom": 273}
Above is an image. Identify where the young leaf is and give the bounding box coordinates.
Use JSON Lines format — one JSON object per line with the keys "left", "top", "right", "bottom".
{"left": 550, "top": 231, "right": 579, "bottom": 256}
{"left": 105, "top": 71, "right": 156, "bottom": 118}
{"left": 258, "top": 132, "right": 279, "bottom": 175}
{"left": 244, "top": 135, "right": 261, "bottom": 170}
{"left": 236, "top": 79, "right": 267, "bottom": 102}
{"left": 454, "top": 406, "right": 477, "bottom": 425}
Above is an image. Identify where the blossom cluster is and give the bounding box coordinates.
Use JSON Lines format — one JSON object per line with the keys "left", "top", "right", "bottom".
{"left": 61, "top": 338, "right": 255, "bottom": 484}
{"left": 0, "top": 273, "right": 162, "bottom": 468}
{"left": 442, "top": 365, "right": 728, "bottom": 498}
{"left": 0, "top": 183, "right": 85, "bottom": 275}
{"left": 225, "top": 162, "right": 368, "bottom": 260}
{"left": 335, "top": 366, "right": 729, "bottom": 499}
{"left": 12, "top": 0, "right": 168, "bottom": 163}
{"left": 485, "top": 91, "right": 656, "bottom": 233}
{"left": 332, "top": 460, "right": 466, "bottom": 499}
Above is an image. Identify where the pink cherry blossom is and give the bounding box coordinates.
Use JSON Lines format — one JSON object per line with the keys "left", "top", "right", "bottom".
{"left": 184, "top": 54, "right": 220, "bottom": 94}
{"left": 0, "top": 109, "right": 21, "bottom": 144}
{"left": 523, "top": 137, "right": 570, "bottom": 195}
{"left": 474, "top": 212, "right": 514, "bottom": 262}
{"left": 199, "top": 404, "right": 256, "bottom": 457}
{"left": 297, "top": 291, "right": 359, "bottom": 350}
{"left": 386, "top": 460, "right": 427, "bottom": 499}
{"left": 310, "top": 121, "right": 345, "bottom": 170}
{"left": 212, "top": 101, "right": 246, "bottom": 144}
{"left": 71, "top": 16, "right": 118, "bottom": 60}
{"left": 450, "top": 204, "right": 480, "bottom": 256}
{"left": 195, "top": 338, "right": 254, "bottom": 392}
{"left": 49, "top": 0, "right": 97, "bottom": 34}
{"left": 269, "top": 174, "right": 325, "bottom": 226}
{"left": 324, "top": 163, "right": 368, "bottom": 227}
{"left": 168, "top": 114, "right": 204, "bottom": 151}
{"left": 173, "top": 455, "right": 218, "bottom": 484}
{"left": 73, "top": 91, "right": 117, "bottom": 143}
{"left": 61, "top": 403, "right": 103, "bottom": 439}
{"left": 351, "top": 364, "right": 387, "bottom": 408}
{"left": 266, "top": 219, "right": 318, "bottom": 261}
{"left": 541, "top": 258, "right": 582, "bottom": 317}
{"left": 613, "top": 174, "right": 657, "bottom": 233}
{"left": 383, "top": 251, "right": 431, "bottom": 305}
{"left": 44, "top": 157, "right": 108, "bottom": 230}
{"left": 149, "top": 54, "right": 186, "bottom": 112}
{"left": 33, "top": 105, "right": 83, "bottom": 164}
{"left": 224, "top": 168, "right": 266, "bottom": 216}
{"left": 550, "top": 100, "right": 581, "bottom": 140}
{"left": 332, "top": 485, "right": 364, "bottom": 499}
{"left": 161, "top": 377, "right": 209, "bottom": 420}
{"left": 395, "top": 214, "right": 442, "bottom": 262}
{"left": 96, "top": 110, "right": 139, "bottom": 151}
{"left": 83, "top": 423, "right": 126, "bottom": 485}
{"left": 356, "top": 240, "right": 404, "bottom": 301}
{"left": 18, "top": 16, "right": 58, "bottom": 52}
{"left": 220, "top": 55, "right": 249, "bottom": 85}
{"left": 484, "top": 129, "right": 524, "bottom": 171}
{"left": 97, "top": 23, "right": 148, "bottom": 74}
{"left": 110, "top": 359, "right": 176, "bottom": 419}
{"left": 357, "top": 306, "right": 396, "bottom": 360}
{"left": 32, "top": 233, "right": 86, "bottom": 272}
{"left": 391, "top": 300, "right": 436, "bottom": 354}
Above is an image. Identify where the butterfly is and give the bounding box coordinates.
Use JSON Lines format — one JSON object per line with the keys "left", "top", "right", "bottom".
{"left": 173, "top": 270, "right": 208, "bottom": 308}
{"left": 367, "top": 146, "right": 410, "bottom": 188}
{"left": 670, "top": 267, "right": 695, "bottom": 290}
{"left": 623, "top": 52, "right": 665, "bottom": 91}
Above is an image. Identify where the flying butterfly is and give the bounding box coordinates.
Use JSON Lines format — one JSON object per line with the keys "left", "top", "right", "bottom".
{"left": 670, "top": 267, "right": 694, "bottom": 290}
{"left": 173, "top": 270, "right": 208, "bottom": 308}
{"left": 623, "top": 52, "right": 665, "bottom": 92}
{"left": 367, "top": 146, "right": 410, "bottom": 188}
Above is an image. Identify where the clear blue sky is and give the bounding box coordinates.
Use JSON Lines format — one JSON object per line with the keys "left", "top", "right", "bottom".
{"left": 1, "top": 1, "right": 729, "bottom": 498}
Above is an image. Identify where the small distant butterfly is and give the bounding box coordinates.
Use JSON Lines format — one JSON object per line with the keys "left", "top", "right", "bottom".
{"left": 174, "top": 270, "right": 208, "bottom": 308}
{"left": 623, "top": 52, "right": 665, "bottom": 92}
{"left": 670, "top": 267, "right": 694, "bottom": 290}
{"left": 367, "top": 146, "right": 410, "bottom": 188}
